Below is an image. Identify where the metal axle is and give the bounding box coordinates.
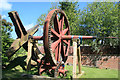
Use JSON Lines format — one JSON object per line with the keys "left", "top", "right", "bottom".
{"left": 33, "top": 35, "right": 118, "bottom": 40}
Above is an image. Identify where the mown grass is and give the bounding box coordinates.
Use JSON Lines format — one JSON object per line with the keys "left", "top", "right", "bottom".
{"left": 2, "top": 64, "right": 118, "bottom": 79}
{"left": 64, "top": 65, "right": 118, "bottom": 78}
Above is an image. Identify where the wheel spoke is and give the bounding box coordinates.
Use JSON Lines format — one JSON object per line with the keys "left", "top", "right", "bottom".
{"left": 60, "top": 16, "right": 64, "bottom": 33}
{"left": 65, "top": 40, "right": 70, "bottom": 56}
{"left": 65, "top": 45, "right": 70, "bottom": 56}
{"left": 62, "top": 27, "right": 68, "bottom": 35}
{"left": 58, "top": 42, "right": 61, "bottom": 61}
{"left": 54, "top": 14, "right": 60, "bottom": 33}
{"left": 51, "top": 39, "right": 60, "bottom": 52}
{"left": 55, "top": 45, "right": 58, "bottom": 61}
{"left": 61, "top": 41, "right": 65, "bottom": 57}
{"left": 63, "top": 40, "right": 69, "bottom": 45}
{"left": 51, "top": 28, "right": 60, "bottom": 37}
{"left": 59, "top": 20, "right": 61, "bottom": 33}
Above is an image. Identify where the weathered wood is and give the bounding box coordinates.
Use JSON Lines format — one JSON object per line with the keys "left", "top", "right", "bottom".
{"left": 77, "top": 39, "right": 82, "bottom": 74}
{"left": 27, "top": 39, "right": 33, "bottom": 71}
{"left": 6, "top": 11, "right": 39, "bottom": 59}
{"left": 73, "top": 39, "right": 77, "bottom": 78}
{"left": 6, "top": 38, "right": 21, "bottom": 58}
{"left": 34, "top": 41, "right": 43, "bottom": 59}
{"left": 8, "top": 11, "right": 27, "bottom": 38}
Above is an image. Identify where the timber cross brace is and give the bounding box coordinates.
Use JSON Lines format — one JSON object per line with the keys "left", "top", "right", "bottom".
{"left": 6, "top": 9, "right": 118, "bottom": 78}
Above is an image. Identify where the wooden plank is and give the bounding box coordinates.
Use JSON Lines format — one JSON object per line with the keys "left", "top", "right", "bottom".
{"left": 77, "top": 39, "right": 82, "bottom": 74}
{"left": 8, "top": 11, "right": 27, "bottom": 38}
{"left": 6, "top": 38, "right": 21, "bottom": 58}
{"left": 27, "top": 39, "right": 33, "bottom": 71}
{"left": 73, "top": 39, "right": 77, "bottom": 78}
{"left": 34, "top": 41, "right": 43, "bottom": 59}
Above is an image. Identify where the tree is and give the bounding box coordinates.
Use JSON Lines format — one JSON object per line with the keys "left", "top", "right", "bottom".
{"left": 37, "top": 2, "right": 80, "bottom": 35}
{"left": 1, "top": 16, "right": 14, "bottom": 65}
{"left": 37, "top": 2, "right": 58, "bottom": 28}
{"left": 37, "top": 2, "right": 59, "bottom": 36}
{"left": 78, "top": 2, "right": 119, "bottom": 52}
{"left": 59, "top": 2, "right": 80, "bottom": 35}
{"left": 37, "top": 14, "right": 46, "bottom": 26}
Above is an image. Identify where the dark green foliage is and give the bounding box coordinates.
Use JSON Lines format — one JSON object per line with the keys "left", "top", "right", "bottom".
{"left": 4, "top": 56, "right": 26, "bottom": 71}
{"left": 1, "top": 16, "right": 14, "bottom": 65}
{"left": 79, "top": 2, "right": 119, "bottom": 53}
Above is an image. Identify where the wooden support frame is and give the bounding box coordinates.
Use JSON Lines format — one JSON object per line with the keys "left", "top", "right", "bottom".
{"left": 26, "top": 39, "right": 43, "bottom": 72}
{"left": 27, "top": 38, "right": 33, "bottom": 72}
{"left": 72, "top": 39, "right": 84, "bottom": 78}
{"left": 77, "top": 39, "right": 82, "bottom": 74}
{"left": 73, "top": 39, "right": 77, "bottom": 78}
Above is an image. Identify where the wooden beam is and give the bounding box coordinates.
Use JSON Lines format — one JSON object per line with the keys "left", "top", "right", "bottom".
{"left": 73, "top": 39, "right": 77, "bottom": 78}
{"left": 27, "top": 38, "right": 33, "bottom": 72}
{"left": 77, "top": 39, "right": 82, "bottom": 74}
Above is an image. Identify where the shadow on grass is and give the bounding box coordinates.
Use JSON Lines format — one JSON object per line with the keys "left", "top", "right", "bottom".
{"left": 2, "top": 55, "right": 58, "bottom": 79}
{"left": 2, "top": 56, "right": 39, "bottom": 79}
{"left": 4, "top": 56, "right": 27, "bottom": 71}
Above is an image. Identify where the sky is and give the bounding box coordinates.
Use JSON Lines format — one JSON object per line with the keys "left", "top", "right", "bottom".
{"left": 1, "top": 1, "right": 90, "bottom": 39}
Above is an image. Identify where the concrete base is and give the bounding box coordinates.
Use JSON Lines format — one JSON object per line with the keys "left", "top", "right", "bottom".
{"left": 76, "top": 71, "right": 85, "bottom": 78}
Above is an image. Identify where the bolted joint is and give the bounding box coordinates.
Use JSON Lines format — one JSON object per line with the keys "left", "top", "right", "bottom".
{"left": 28, "top": 35, "right": 33, "bottom": 39}
{"left": 72, "top": 38, "right": 77, "bottom": 42}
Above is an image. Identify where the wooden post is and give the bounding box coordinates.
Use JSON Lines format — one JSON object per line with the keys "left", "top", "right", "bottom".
{"left": 27, "top": 38, "right": 33, "bottom": 72}
{"left": 73, "top": 39, "right": 77, "bottom": 78}
{"left": 77, "top": 39, "right": 82, "bottom": 74}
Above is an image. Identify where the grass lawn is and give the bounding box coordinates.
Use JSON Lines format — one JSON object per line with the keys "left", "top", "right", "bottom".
{"left": 64, "top": 65, "right": 118, "bottom": 78}
{"left": 2, "top": 64, "right": 118, "bottom": 79}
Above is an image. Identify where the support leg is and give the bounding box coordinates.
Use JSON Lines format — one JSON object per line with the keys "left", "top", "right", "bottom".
{"left": 27, "top": 39, "right": 32, "bottom": 72}
{"left": 73, "top": 39, "right": 77, "bottom": 78}
{"left": 77, "top": 39, "right": 82, "bottom": 74}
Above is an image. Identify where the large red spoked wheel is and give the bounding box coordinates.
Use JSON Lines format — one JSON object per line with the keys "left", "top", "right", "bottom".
{"left": 43, "top": 9, "right": 70, "bottom": 65}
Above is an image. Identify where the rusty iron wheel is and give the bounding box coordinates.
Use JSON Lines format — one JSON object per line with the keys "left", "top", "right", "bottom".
{"left": 43, "top": 9, "right": 70, "bottom": 65}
